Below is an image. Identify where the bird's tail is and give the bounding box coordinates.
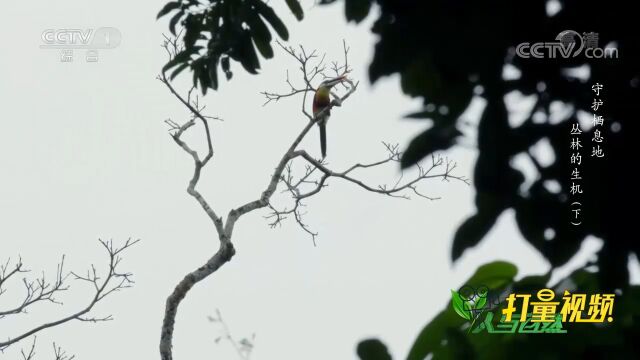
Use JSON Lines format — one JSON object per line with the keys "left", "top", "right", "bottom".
{"left": 319, "top": 122, "right": 327, "bottom": 158}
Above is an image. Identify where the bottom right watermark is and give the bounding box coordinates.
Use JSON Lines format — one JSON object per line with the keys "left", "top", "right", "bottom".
{"left": 451, "top": 286, "right": 615, "bottom": 334}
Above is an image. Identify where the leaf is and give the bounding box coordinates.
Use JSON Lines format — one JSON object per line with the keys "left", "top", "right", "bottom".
{"left": 247, "top": 12, "right": 272, "bottom": 43}
{"left": 356, "top": 339, "right": 392, "bottom": 360}
{"left": 368, "top": 26, "right": 412, "bottom": 83}
{"left": 252, "top": 35, "right": 274, "bottom": 59}
{"left": 254, "top": 0, "right": 289, "bottom": 40}
{"left": 169, "top": 10, "right": 184, "bottom": 35}
{"left": 285, "top": 0, "right": 304, "bottom": 21}
{"left": 162, "top": 49, "right": 191, "bottom": 73}
{"left": 404, "top": 110, "right": 435, "bottom": 120}
{"left": 183, "top": 14, "right": 203, "bottom": 48}
{"left": 345, "top": 0, "right": 372, "bottom": 23}
{"left": 170, "top": 62, "right": 189, "bottom": 80}
{"left": 192, "top": 63, "right": 200, "bottom": 89}
{"left": 221, "top": 56, "right": 232, "bottom": 80}
{"left": 157, "top": 1, "right": 181, "bottom": 19}
{"left": 208, "top": 56, "right": 219, "bottom": 90}
{"left": 407, "top": 262, "right": 518, "bottom": 360}
{"left": 238, "top": 30, "right": 260, "bottom": 74}
{"left": 247, "top": 13, "right": 274, "bottom": 58}
{"left": 198, "top": 63, "right": 210, "bottom": 94}
{"left": 221, "top": 56, "right": 230, "bottom": 72}
{"left": 406, "top": 305, "right": 468, "bottom": 360}
{"left": 451, "top": 196, "right": 504, "bottom": 261}
{"left": 450, "top": 290, "right": 471, "bottom": 320}
{"left": 475, "top": 296, "right": 487, "bottom": 310}
{"left": 206, "top": 5, "right": 221, "bottom": 33}
{"left": 465, "top": 261, "right": 518, "bottom": 289}
{"left": 400, "top": 124, "right": 461, "bottom": 168}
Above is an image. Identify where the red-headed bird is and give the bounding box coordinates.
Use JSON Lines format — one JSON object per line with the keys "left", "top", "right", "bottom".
{"left": 312, "top": 76, "right": 346, "bottom": 158}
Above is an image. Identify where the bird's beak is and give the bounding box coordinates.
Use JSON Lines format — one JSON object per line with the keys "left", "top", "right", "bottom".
{"left": 326, "top": 75, "right": 347, "bottom": 88}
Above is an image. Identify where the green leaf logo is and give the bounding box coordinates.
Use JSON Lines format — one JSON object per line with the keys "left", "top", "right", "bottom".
{"left": 475, "top": 295, "right": 487, "bottom": 311}
{"left": 451, "top": 290, "right": 472, "bottom": 320}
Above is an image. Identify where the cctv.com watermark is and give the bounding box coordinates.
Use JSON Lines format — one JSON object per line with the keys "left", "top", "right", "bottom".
{"left": 516, "top": 30, "right": 618, "bottom": 59}
{"left": 40, "top": 27, "right": 121, "bottom": 63}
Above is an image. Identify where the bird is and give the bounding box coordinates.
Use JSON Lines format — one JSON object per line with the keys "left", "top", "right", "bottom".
{"left": 312, "top": 76, "right": 346, "bottom": 158}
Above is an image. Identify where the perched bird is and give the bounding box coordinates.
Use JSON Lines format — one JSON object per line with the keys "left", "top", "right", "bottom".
{"left": 312, "top": 76, "right": 346, "bottom": 158}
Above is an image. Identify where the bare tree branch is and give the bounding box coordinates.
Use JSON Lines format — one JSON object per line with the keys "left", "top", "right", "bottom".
{"left": 266, "top": 147, "right": 469, "bottom": 241}
{"left": 208, "top": 309, "right": 254, "bottom": 360}
{"left": 16, "top": 337, "right": 76, "bottom": 360}
{"left": 158, "top": 37, "right": 465, "bottom": 360}
{"left": 52, "top": 342, "right": 75, "bottom": 360}
{"left": 260, "top": 41, "right": 468, "bottom": 241}
{"left": 0, "top": 239, "right": 138, "bottom": 352}
{"left": 0, "top": 256, "right": 69, "bottom": 318}
{"left": 0, "top": 257, "right": 29, "bottom": 298}
{"left": 19, "top": 336, "right": 36, "bottom": 360}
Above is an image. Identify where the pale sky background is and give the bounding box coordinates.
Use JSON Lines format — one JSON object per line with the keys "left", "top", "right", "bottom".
{"left": 0, "top": 1, "right": 615, "bottom": 359}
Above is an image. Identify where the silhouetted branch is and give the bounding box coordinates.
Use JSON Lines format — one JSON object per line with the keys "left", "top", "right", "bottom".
{"left": 0, "top": 239, "right": 138, "bottom": 352}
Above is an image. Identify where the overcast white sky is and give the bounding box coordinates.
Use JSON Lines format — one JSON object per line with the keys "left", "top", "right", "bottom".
{"left": 0, "top": 1, "right": 610, "bottom": 359}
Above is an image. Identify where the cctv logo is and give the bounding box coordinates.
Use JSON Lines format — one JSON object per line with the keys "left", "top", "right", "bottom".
{"left": 40, "top": 27, "right": 121, "bottom": 49}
